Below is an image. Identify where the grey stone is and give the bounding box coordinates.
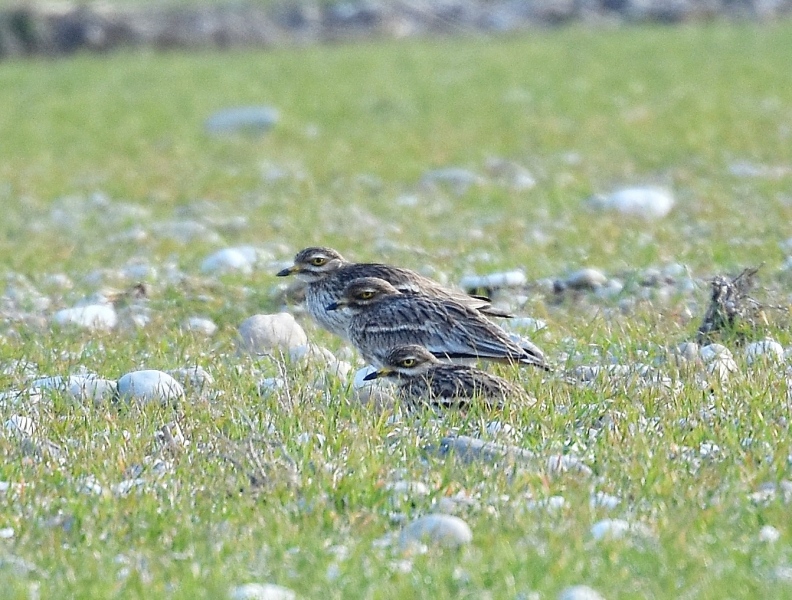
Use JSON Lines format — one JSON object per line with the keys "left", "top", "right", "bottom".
{"left": 205, "top": 106, "right": 279, "bottom": 135}
{"left": 237, "top": 313, "right": 308, "bottom": 355}
{"left": 401, "top": 514, "right": 473, "bottom": 548}
{"left": 116, "top": 370, "right": 184, "bottom": 406}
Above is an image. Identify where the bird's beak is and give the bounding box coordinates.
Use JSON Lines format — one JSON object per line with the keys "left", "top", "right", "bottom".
{"left": 326, "top": 300, "right": 346, "bottom": 311}
{"left": 363, "top": 368, "right": 392, "bottom": 381}
{"left": 276, "top": 265, "right": 298, "bottom": 277}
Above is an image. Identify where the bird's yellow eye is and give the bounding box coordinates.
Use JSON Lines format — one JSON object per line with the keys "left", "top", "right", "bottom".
{"left": 401, "top": 358, "right": 416, "bottom": 368}
{"left": 311, "top": 257, "right": 327, "bottom": 266}
{"left": 359, "top": 290, "right": 375, "bottom": 300}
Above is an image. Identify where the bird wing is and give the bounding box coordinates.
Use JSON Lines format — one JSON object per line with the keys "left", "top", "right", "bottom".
{"left": 422, "top": 300, "right": 548, "bottom": 369}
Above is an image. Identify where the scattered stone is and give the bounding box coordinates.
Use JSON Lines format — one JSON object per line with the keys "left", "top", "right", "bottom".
{"left": 205, "top": 106, "right": 279, "bottom": 135}
{"left": 546, "top": 454, "right": 592, "bottom": 477}
{"left": 484, "top": 157, "right": 536, "bottom": 191}
{"left": 258, "top": 377, "right": 286, "bottom": 396}
{"left": 502, "top": 317, "right": 547, "bottom": 334}
{"left": 41, "top": 273, "right": 73, "bottom": 289}
{"left": 401, "top": 514, "right": 473, "bottom": 548}
{"left": 562, "top": 268, "right": 608, "bottom": 291}
{"left": 594, "top": 279, "right": 624, "bottom": 299}
{"left": 387, "top": 480, "right": 431, "bottom": 498}
{"left": 32, "top": 375, "right": 117, "bottom": 405}
{"left": 590, "top": 518, "right": 651, "bottom": 541}
{"left": 699, "top": 343, "right": 732, "bottom": 363}
{"left": 351, "top": 365, "right": 397, "bottom": 407}
{"left": 432, "top": 435, "right": 536, "bottom": 465}
{"left": 759, "top": 525, "right": 781, "bottom": 543}
{"left": 116, "top": 370, "right": 185, "bottom": 406}
{"left": 4, "top": 415, "right": 36, "bottom": 438}
{"left": 150, "top": 220, "right": 224, "bottom": 245}
{"left": 729, "top": 160, "right": 791, "bottom": 179}
{"left": 53, "top": 304, "right": 118, "bottom": 331}
{"left": 238, "top": 313, "right": 308, "bottom": 355}
{"left": 525, "top": 495, "right": 566, "bottom": 511}
{"left": 78, "top": 476, "right": 104, "bottom": 496}
{"left": 745, "top": 339, "right": 784, "bottom": 365}
{"left": 558, "top": 585, "right": 605, "bottom": 600}
{"left": 354, "top": 365, "right": 379, "bottom": 389}
{"left": 111, "top": 478, "right": 146, "bottom": 496}
{"left": 588, "top": 187, "right": 675, "bottom": 220}
{"left": 182, "top": 317, "right": 218, "bottom": 336}
{"left": 201, "top": 246, "right": 259, "bottom": 275}
{"left": 155, "top": 421, "right": 187, "bottom": 452}
{"left": 590, "top": 492, "right": 621, "bottom": 510}
{"left": 700, "top": 344, "right": 738, "bottom": 382}
{"left": 289, "top": 344, "right": 352, "bottom": 379}
{"left": 673, "top": 342, "right": 700, "bottom": 365}
{"left": 0, "top": 388, "right": 44, "bottom": 409}
{"left": 229, "top": 583, "right": 296, "bottom": 600}
{"left": 460, "top": 270, "right": 526, "bottom": 293}
{"left": 572, "top": 364, "right": 674, "bottom": 392}
{"left": 168, "top": 366, "right": 214, "bottom": 393}
{"left": 120, "top": 262, "right": 157, "bottom": 282}
{"left": 421, "top": 167, "right": 484, "bottom": 196}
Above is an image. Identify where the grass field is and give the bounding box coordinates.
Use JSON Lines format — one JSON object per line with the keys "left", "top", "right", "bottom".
{"left": 2, "top": 22, "right": 792, "bottom": 599}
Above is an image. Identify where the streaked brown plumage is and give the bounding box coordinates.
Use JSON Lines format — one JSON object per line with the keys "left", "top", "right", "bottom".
{"left": 276, "top": 246, "right": 510, "bottom": 339}
{"left": 327, "top": 277, "right": 549, "bottom": 370}
{"left": 364, "top": 345, "right": 532, "bottom": 409}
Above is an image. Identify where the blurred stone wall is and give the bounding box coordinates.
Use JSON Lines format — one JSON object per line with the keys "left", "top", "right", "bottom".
{"left": 1, "top": 0, "right": 790, "bottom": 58}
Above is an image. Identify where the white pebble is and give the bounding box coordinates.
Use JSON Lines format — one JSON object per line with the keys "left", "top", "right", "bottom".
{"left": 42, "top": 273, "right": 73, "bottom": 289}
{"left": 53, "top": 304, "right": 117, "bottom": 331}
{"left": 401, "top": 514, "right": 473, "bottom": 548}
{"left": 700, "top": 343, "right": 732, "bottom": 363}
{"left": 229, "top": 583, "right": 295, "bottom": 600}
{"left": 0, "top": 527, "right": 14, "bottom": 539}
{"left": 674, "top": 342, "right": 700, "bottom": 364}
{"left": 590, "top": 492, "right": 621, "bottom": 510}
{"left": 460, "top": 270, "right": 526, "bottom": 291}
{"left": 502, "top": 317, "right": 547, "bottom": 333}
{"left": 205, "top": 106, "right": 279, "bottom": 135}
{"left": 121, "top": 263, "right": 157, "bottom": 281}
{"left": 759, "top": 525, "right": 781, "bottom": 543}
{"left": 353, "top": 365, "right": 379, "bottom": 389}
{"left": 4, "top": 415, "right": 36, "bottom": 437}
{"left": 78, "top": 476, "right": 105, "bottom": 496}
{"left": 150, "top": 220, "right": 223, "bottom": 245}
{"left": 201, "top": 246, "right": 258, "bottom": 275}
{"left": 112, "top": 478, "right": 146, "bottom": 496}
{"left": 324, "top": 359, "right": 353, "bottom": 380}
{"left": 259, "top": 377, "right": 285, "bottom": 395}
{"left": 591, "top": 518, "right": 651, "bottom": 541}
{"left": 116, "top": 370, "right": 184, "bottom": 406}
{"left": 238, "top": 313, "right": 308, "bottom": 355}
{"left": 486, "top": 420, "right": 514, "bottom": 436}
{"left": 289, "top": 343, "right": 334, "bottom": 364}
{"left": 387, "top": 480, "right": 431, "bottom": 497}
{"left": 526, "top": 496, "right": 566, "bottom": 511}
{"left": 589, "top": 186, "right": 675, "bottom": 220}
{"left": 558, "top": 585, "right": 605, "bottom": 600}
{"left": 33, "top": 375, "right": 117, "bottom": 405}
{"left": 745, "top": 340, "right": 784, "bottom": 365}
{"left": 168, "top": 367, "right": 214, "bottom": 392}
{"left": 707, "top": 356, "right": 738, "bottom": 382}
{"left": 547, "top": 454, "right": 592, "bottom": 476}
{"left": 421, "top": 167, "right": 484, "bottom": 195}
{"left": 182, "top": 317, "right": 218, "bottom": 336}
{"left": 565, "top": 268, "right": 608, "bottom": 290}
{"left": 0, "top": 388, "right": 44, "bottom": 409}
